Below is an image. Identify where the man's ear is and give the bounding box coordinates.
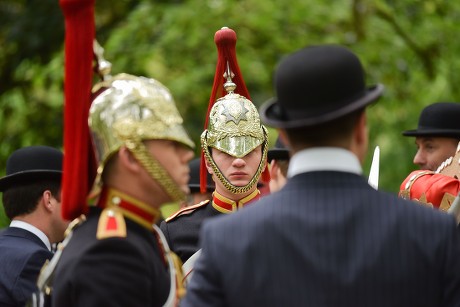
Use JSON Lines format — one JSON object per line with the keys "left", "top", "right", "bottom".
{"left": 352, "top": 110, "right": 367, "bottom": 148}
{"left": 269, "top": 160, "right": 280, "bottom": 180}
{"left": 42, "top": 190, "right": 54, "bottom": 212}
{"left": 118, "top": 146, "right": 141, "bottom": 173}
{"left": 352, "top": 110, "right": 368, "bottom": 163}
{"left": 204, "top": 157, "right": 213, "bottom": 175}
{"left": 278, "top": 130, "right": 290, "bottom": 148}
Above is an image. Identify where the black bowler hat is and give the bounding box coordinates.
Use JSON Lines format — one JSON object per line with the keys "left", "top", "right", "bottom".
{"left": 188, "top": 158, "right": 214, "bottom": 193}
{"left": 402, "top": 102, "right": 460, "bottom": 138}
{"left": 260, "top": 45, "right": 384, "bottom": 128}
{"left": 267, "top": 137, "right": 290, "bottom": 162}
{"left": 0, "top": 146, "right": 63, "bottom": 192}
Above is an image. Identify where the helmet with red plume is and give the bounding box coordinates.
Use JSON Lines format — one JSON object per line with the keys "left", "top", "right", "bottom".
{"left": 200, "top": 27, "right": 270, "bottom": 195}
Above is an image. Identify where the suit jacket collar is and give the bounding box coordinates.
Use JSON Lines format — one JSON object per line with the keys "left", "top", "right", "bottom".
{"left": 2, "top": 226, "right": 50, "bottom": 250}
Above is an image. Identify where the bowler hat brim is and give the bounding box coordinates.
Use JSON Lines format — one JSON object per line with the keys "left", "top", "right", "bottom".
{"left": 267, "top": 149, "right": 290, "bottom": 162}
{"left": 402, "top": 129, "right": 460, "bottom": 138}
{"left": 0, "top": 170, "right": 62, "bottom": 192}
{"left": 260, "top": 84, "right": 384, "bottom": 129}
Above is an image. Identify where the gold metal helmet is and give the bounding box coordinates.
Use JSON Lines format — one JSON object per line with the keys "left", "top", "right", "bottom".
{"left": 90, "top": 73, "right": 194, "bottom": 165}
{"left": 89, "top": 42, "right": 194, "bottom": 202}
{"left": 201, "top": 66, "right": 269, "bottom": 194}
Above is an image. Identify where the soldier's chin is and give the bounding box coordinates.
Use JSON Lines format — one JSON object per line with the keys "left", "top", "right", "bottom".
{"left": 230, "top": 179, "right": 251, "bottom": 187}
{"left": 180, "top": 185, "right": 191, "bottom": 195}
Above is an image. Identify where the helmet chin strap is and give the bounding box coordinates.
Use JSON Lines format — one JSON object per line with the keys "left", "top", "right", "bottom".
{"left": 201, "top": 128, "right": 269, "bottom": 195}
{"left": 124, "top": 139, "right": 186, "bottom": 203}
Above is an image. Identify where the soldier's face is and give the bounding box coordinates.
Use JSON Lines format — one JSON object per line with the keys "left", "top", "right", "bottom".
{"left": 413, "top": 137, "right": 459, "bottom": 171}
{"left": 206, "top": 146, "right": 262, "bottom": 196}
{"left": 144, "top": 139, "right": 194, "bottom": 195}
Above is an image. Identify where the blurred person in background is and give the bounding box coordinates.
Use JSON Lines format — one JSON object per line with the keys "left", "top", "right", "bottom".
{"left": 266, "top": 136, "right": 290, "bottom": 193}
{"left": 0, "top": 146, "right": 68, "bottom": 307}
{"left": 402, "top": 102, "right": 460, "bottom": 171}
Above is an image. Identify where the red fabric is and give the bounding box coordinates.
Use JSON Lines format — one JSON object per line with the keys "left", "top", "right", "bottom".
{"left": 106, "top": 216, "right": 117, "bottom": 231}
{"left": 212, "top": 192, "right": 260, "bottom": 212}
{"left": 60, "top": 0, "right": 96, "bottom": 220}
{"left": 261, "top": 166, "right": 271, "bottom": 184}
{"left": 97, "top": 187, "right": 160, "bottom": 225}
{"left": 200, "top": 27, "right": 269, "bottom": 192}
{"left": 399, "top": 170, "right": 460, "bottom": 208}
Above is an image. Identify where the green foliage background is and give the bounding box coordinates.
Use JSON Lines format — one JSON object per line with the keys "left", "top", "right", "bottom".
{"left": 1, "top": 0, "right": 460, "bottom": 227}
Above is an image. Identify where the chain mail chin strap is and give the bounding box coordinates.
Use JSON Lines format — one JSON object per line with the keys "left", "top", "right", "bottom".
{"left": 201, "top": 127, "right": 269, "bottom": 195}
{"left": 125, "top": 139, "right": 186, "bottom": 203}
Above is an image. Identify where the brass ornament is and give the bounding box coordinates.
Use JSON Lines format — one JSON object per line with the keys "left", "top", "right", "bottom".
{"left": 439, "top": 193, "right": 455, "bottom": 211}
{"left": 206, "top": 94, "right": 266, "bottom": 158}
{"left": 96, "top": 208, "right": 127, "bottom": 239}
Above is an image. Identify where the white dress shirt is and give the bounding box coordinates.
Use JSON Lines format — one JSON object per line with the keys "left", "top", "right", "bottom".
{"left": 287, "top": 147, "right": 362, "bottom": 178}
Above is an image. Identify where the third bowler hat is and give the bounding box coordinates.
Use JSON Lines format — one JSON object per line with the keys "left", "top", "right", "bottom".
{"left": 0, "top": 146, "right": 63, "bottom": 192}
{"left": 188, "top": 158, "right": 214, "bottom": 193}
{"left": 267, "top": 137, "right": 290, "bottom": 162}
{"left": 402, "top": 102, "right": 460, "bottom": 138}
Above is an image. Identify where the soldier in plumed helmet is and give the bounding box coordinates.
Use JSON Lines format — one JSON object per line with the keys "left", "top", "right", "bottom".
{"left": 32, "top": 39, "right": 194, "bottom": 306}
{"left": 160, "top": 27, "right": 270, "bottom": 282}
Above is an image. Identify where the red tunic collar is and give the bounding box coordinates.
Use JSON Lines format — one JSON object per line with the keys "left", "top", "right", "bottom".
{"left": 96, "top": 186, "right": 161, "bottom": 230}
{"left": 212, "top": 189, "right": 260, "bottom": 214}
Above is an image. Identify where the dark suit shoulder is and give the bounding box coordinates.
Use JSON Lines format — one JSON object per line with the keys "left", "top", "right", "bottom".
{"left": 0, "top": 228, "right": 52, "bottom": 306}
{"left": 0, "top": 227, "right": 49, "bottom": 250}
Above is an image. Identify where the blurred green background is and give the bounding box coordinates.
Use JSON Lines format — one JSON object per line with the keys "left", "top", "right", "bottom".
{"left": 1, "top": 0, "right": 460, "bottom": 227}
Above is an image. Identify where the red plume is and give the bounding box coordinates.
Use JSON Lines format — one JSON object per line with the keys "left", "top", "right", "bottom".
{"left": 200, "top": 27, "right": 269, "bottom": 193}
{"left": 60, "top": 0, "right": 97, "bottom": 220}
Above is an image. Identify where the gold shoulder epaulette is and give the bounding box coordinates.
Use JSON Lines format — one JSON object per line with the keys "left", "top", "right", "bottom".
{"left": 165, "top": 200, "right": 210, "bottom": 222}
{"left": 96, "top": 208, "right": 127, "bottom": 239}
{"left": 63, "top": 214, "right": 86, "bottom": 238}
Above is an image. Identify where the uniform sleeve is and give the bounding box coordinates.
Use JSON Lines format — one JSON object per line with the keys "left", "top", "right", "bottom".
{"left": 181, "top": 220, "right": 226, "bottom": 307}
{"left": 65, "top": 238, "right": 163, "bottom": 307}
{"left": 14, "top": 248, "right": 52, "bottom": 306}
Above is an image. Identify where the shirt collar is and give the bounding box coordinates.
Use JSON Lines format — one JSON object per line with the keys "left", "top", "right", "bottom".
{"left": 10, "top": 220, "right": 52, "bottom": 251}
{"left": 287, "top": 147, "right": 362, "bottom": 178}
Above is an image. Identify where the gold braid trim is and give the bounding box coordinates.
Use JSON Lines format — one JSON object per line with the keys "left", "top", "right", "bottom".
{"left": 124, "top": 139, "right": 186, "bottom": 202}
{"left": 201, "top": 127, "right": 268, "bottom": 195}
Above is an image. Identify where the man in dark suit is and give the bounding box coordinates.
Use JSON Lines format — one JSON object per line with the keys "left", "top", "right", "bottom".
{"left": 183, "top": 45, "right": 460, "bottom": 306}
{"left": 0, "top": 146, "right": 68, "bottom": 307}
{"left": 266, "top": 136, "right": 290, "bottom": 193}
{"left": 402, "top": 102, "right": 460, "bottom": 171}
